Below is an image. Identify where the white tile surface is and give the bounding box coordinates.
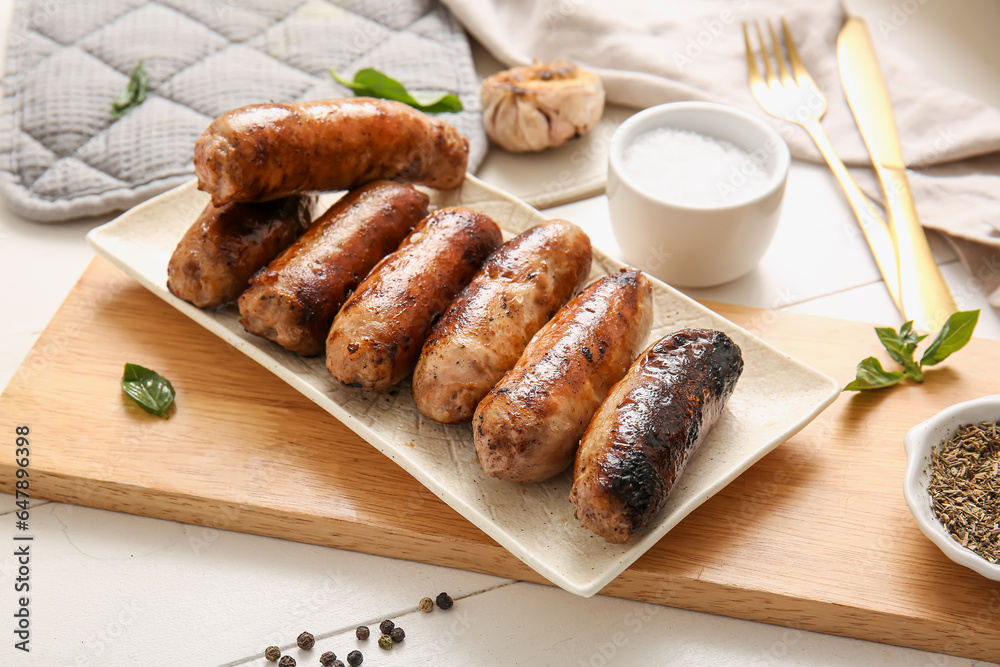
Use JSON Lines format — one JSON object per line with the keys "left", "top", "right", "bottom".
{"left": 784, "top": 261, "right": 1000, "bottom": 341}
{"left": 0, "top": 492, "right": 16, "bottom": 514}
{"left": 0, "top": 502, "right": 509, "bottom": 666}
{"left": 0, "top": 492, "right": 49, "bottom": 517}
{"left": 781, "top": 279, "right": 907, "bottom": 327}
{"left": 232, "top": 582, "right": 984, "bottom": 667}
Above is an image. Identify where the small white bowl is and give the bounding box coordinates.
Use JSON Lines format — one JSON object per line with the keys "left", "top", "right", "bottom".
{"left": 607, "top": 102, "right": 790, "bottom": 287}
{"left": 903, "top": 394, "right": 1000, "bottom": 580}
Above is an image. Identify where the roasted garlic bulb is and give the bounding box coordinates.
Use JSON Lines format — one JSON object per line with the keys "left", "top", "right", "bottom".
{"left": 481, "top": 60, "right": 605, "bottom": 153}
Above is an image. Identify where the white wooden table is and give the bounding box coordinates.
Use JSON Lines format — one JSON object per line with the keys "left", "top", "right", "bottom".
{"left": 2, "top": 1, "right": 999, "bottom": 665}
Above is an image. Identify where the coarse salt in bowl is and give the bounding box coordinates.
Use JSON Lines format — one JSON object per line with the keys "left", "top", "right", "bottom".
{"left": 607, "top": 102, "right": 790, "bottom": 287}
{"left": 903, "top": 394, "right": 1000, "bottom": 581}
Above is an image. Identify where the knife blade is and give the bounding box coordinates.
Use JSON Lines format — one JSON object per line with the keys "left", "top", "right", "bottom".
{"left": 837, "top": 16, "right": 957, "bottom": 332}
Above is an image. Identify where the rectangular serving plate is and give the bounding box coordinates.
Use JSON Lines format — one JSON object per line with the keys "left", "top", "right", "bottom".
{"left": 86, "top": 174, "right": 840, "bottom": 597}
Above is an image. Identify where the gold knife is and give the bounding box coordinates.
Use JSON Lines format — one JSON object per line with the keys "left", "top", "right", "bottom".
{"left": 837, "top": 16, "right": 957, "bottom": 332}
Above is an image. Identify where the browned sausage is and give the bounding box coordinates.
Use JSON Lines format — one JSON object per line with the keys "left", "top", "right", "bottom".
{"left": 326, "top": 207, "right": 502, "bottom": 391}
{"left": 570, "top": 329, "right": 744, "bottom": 543}
{"left": 412, "top": 219, "right": 592, "bottom": 423}
{"left": 238, "top": 181, "right": 429, "bottom": 356}
{"left": 194, "top": 98, "right": 469, "bottom": 206}
{"left": 166, "top": 195, "right": 316, "bottom": 308}
{"left": 473, "top": 269, "right": 653, "bottom": 482}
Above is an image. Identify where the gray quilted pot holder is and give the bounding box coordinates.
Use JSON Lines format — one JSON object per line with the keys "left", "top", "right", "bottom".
{"left": 0, "top": 0, "right": 486, "bottom": 222}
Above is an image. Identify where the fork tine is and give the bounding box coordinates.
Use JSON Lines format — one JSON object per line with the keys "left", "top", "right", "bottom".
{"left": 780, "top": 17, "right": 816, "bottom": 87}
{"left": 753, "top": 20, "right": 778, "bottom": 87}
{"left": 742, "top": 22, "right": 763, "bottom": 87}
{"left": 767, "top": 19, "right": 793, "bottom": 86}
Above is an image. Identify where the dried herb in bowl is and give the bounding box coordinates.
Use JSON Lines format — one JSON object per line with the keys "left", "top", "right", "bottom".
{"left": 927, "top": 420, "right": 1000, "bottom": 563}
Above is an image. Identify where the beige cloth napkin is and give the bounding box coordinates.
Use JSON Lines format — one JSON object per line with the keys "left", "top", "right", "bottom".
{"left": 442, "top": 0, "right": 1000, "bottom": 306}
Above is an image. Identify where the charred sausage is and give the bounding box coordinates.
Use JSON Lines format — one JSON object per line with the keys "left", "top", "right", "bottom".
{"left": 326, "top": 207, "right": 502, "bottom": 391}
{"left": 238, "top": 181, "right": 429, "bottom": 356}
{"left": 473, "top": 269, "right": 653, "bottom": 483}
{"left": 194, "top": 98, "right": 469, "bottom": 206}
{"left": 570, "top": 329, "right": 744, "bottom": 544}
{"left": 166, "top": 195, "right": 316, "bottom": 308}
{"left": 412, "top": 219, "right": 592, "bottom": 423}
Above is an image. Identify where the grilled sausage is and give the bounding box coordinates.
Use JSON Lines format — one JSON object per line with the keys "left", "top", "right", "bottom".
{"left": 238, "top": 181, "right": 429, "bottom": 356}
{"left": 473, "top": 269, "right": 653, "bottom": 482}
{"left": 412, "top": 219, "right": 592, "bottom": 423}
{"left": 194, "top": 98, "right": 469, "bottom": 206}
{"left": 326, "top": 207, "right": 502, "bottom": 391}
{"left": 166, "top": 195, "right": 316, "bottom": 308}
{"left": 570, "top": 329, "right": 744, "bottom": 544}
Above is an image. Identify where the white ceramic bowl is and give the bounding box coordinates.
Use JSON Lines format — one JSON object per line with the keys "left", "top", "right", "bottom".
{"left": 903, "top": 394, "right": 1000, "bottom": 580}
{"left": 607, "top": 101, "right": 790, "bottom": 287}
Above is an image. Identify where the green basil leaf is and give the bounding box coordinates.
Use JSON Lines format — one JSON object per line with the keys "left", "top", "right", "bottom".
{"left": 844, "top": 357, "right": 905, "bottom": 392}
{"left": 920, "top": 310, "right": 980, "bottom": 366}
{"left": 121, "top": 363, "right": 175, "bottom": 418}
{"left": 330, "top": 67, "right": 371, "bottom": 94}
{"left": 406, "top": 90, "right": 464, "bottom": 114}
{"left": 111, "top": 60, "right": 149, "bottom": 119}
{"left": 352, "top": 67, "right": 411, "bottom": 98}
{"left": 875, "top": 325, "right": 916, "bottom": 367}
{"left": 896, "top": 321, "right": 929, "bottom": 344}
{"left": 330, "top": 67, "right": 463, "bottom": 113}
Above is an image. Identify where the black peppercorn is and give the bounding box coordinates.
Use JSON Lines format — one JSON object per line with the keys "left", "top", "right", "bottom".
{"left": 356, "top": 625, "right": 370, "bottom": 640}
{"left": 378, "top": 635, "right": 393, "bottom": 650}
{"left": 436, "top": 592, "right": 454, "bottom": 609}
{"left": 319, "top": 651, "right": 337, "bottom": 666}
{"left": 390, "top": 626, "right": 405, "bottom": 643}
{"left": 379, "top": 619, "right": 394, "bottom": 635}
{"left": 332, "top": 661, "right": 345, "bottom": 667}
{"left": 297, "top": 631, "right": 315, "bottom": 650}
{"left": 279, "top": 657, "right": 296, "bottom": 667}
{"left": 346, "top": 650, "right": 363, "bottom": 666}
{"left": 419, "top": 596, "right": 434, "bottom": 612}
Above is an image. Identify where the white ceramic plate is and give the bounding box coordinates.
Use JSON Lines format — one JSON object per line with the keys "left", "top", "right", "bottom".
{"left": 87, "top": 175, "right": 840, "bottom": 597}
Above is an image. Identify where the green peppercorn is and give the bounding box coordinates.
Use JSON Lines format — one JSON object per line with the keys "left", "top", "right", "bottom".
{"left": 297, "top": 631, "right": 315, "bottom": 650}
{"left": 265, "top": 646, "right": 281, "bottom": 661}
{"left": 319, "top": 651, "right": 337, "bottom": 666}
{"left": 436, "top": 592, "right": 454, "bottom": 609}
{"left": 379, "top": 619, "right": 394, "bottom": 635}
{"left": 419, "top": 596, "right": 434, "bottom": 612}
{"left": 378, "top": 635, "right": 393, "bottom": 650}
{"left": 279, "top": 656, "right": 296, "bottom": 667}
{"left": 356, "top": 625, "right": 369, "bottom": 640}
{"left": 390, "top": 626, "right": 405, "bottom": 643}
{"left": 347, "top": 650, "right": 363, "bottom": 666}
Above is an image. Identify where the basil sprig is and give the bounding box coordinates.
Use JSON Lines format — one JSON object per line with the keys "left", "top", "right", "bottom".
{"left": 331, "top": 67, "right": 463, "bottom": 113}
{"left": 845, "top": 310, "right": 979, "bottom": 391}
{"left": 111, "top": 60, "right": 149, "bottom": 119}
{"left": 121, "top": 363, "right": 175, "bottom": 418}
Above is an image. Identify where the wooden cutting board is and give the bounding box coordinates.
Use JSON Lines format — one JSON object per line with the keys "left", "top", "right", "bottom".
{"left": 2, "top": 256, "right": 998, "bottom": 661}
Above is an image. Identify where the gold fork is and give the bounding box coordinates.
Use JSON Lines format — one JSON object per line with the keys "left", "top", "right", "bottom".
{"left": 743, "top": 18, "right": 902, "bottom": 313}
